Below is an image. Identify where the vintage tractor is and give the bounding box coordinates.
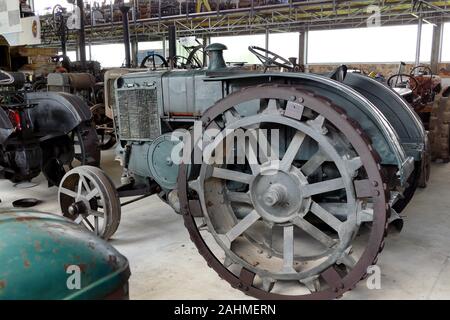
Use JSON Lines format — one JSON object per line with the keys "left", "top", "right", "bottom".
{"left": 0, "top": 70, "right": 99, "bottom": 186}
{"left": 58, "top": 44, "right": 426, "bottom": 299}
{"left": 388, "top": 64, "right": 442, "bottom": 127}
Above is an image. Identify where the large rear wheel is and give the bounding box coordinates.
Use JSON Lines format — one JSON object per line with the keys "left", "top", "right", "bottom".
{"left": 178, "top": 85, "right": 390, "bottom": 299}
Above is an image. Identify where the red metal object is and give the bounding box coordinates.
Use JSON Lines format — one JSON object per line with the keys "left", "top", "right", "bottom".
{"left": 8, "top": 110, "right": 21, "bottom": 131}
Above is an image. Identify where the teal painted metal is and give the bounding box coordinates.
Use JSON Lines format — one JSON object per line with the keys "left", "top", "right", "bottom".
{"left": 127, "top": 133, "right": 188, "bottom": 190}
{"left": 0, "top": 210, "right": 130, "bottom": 300}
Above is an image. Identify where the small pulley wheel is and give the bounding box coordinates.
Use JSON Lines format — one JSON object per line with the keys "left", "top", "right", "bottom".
{"left": 58, "top": 166, "right": 121, "bottom": 239}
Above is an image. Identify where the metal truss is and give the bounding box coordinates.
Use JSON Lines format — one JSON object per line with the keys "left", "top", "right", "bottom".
{"left": 40, "top": 0, "right": 450, "bottom": 48}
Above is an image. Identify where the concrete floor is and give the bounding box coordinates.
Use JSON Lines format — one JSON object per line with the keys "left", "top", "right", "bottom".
{"left": 2, "top": 150, "right": 450, "bottom": 300}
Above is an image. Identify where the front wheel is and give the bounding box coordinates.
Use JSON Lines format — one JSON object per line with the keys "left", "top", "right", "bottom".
{"left": 58, "top": 166, "right": 121, "bottom": 239}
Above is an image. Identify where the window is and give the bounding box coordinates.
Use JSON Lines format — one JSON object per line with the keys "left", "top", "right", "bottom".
{"left": 211, "top": 34, "right": 266, "bottom": 64}
{"left": 269, "top": 32, "right": 300, "bottom": 61}
{"left": 34, "top": 1, "right": 72, "bottom": 15}
{"left": 89, "top": 44, "right": 125, "bottom": 68}
{"left": 138, "top": 41, "right": 166, "bottom": 65}
{"left": 58, "top": 51, "right": 77, "bottom": 62}
{"left": 442, "top": 22, "right": 450, "bottom": 62}
{"left": 308, "top": 24, "right": 433, "bottom": 64}
{"left": 139, "top": 41, "right": 165, "bottom": 51}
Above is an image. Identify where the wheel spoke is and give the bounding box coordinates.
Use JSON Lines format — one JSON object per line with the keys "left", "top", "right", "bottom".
{"left": 282, "top": 225, "right": 296, "bottom": 273}
{"left": 225, "top": 210, "right": 260, "bottom": 243}
{"left": 301, "top": 150, "right": 327, "bottom": 176}
{"left": 94, "top": 216, "right": 99, "bottom": 236}
{"left": 310, "top": 202, "right": 343, "bottom": 232}
{"left": 79, "top": 175, "right": 91, "bottom": 193}
{"left": 264, "top": 99, "right": 279, "bottom": 114}
{"left": 74, "top": 215, "right": 84, "bottom": 224}
{"left": 76, "top": 177, "right": 84, "bottom": 198}
{"left": 227, "top": 191, "right": 252, "bottom": 204}
{"left": 85, "top": 188, "right": 100, "bottom": 201}
{"left": 223, "top": 109, "right": 240, "bottom": 125}
{"left": 339, "top": 251, "right": 357, "bottom": 270}
{"left": 303, "top": 178, "right": 345, "bottom": 197}
{"left": 280, "top": 132, "right": 306, "bottom": 170}
{"left": 258, "top": 129, "right": 279, "bottom": 163}
{"left": 83, "top": 217, "right": 95, "bottom": 231}
{"left": 212, "top": 167, "right": 253, "bottom": 184}
{"left": 292, "top": 217, "right": 336, "bottom": 248}
{"left": 245, "top": 131, "right": 260, "bottom": 175}
{"left": 88, "top": 209, "right": 104, "bottom": 218}
{"left": 60, "top": 187, "right": 78, "bottom": 199}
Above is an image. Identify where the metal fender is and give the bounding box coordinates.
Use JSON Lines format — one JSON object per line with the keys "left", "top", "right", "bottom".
{"left": 208, "top": 73, "right": 414, "bottom": 184}
{"left": 343, "top": 73, "right": 425, "bottom": 160}
{"left": 0, "top": 108, "right": 14, "bottom": 145}
{"left": 25, "top": 92, "right": 92, "bottom": 134}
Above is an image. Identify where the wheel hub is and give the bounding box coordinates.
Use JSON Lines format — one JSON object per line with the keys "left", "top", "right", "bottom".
{"left": 68, "top": 200, "right": 87, "bottom": 216}
{"left": 250, "top": 165, "right": 310, "bottom": 223}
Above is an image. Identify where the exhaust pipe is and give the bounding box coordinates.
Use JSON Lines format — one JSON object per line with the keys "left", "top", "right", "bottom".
{"left": 120, "top": 4, "right": 132, "bottom": 68}
{"left": 77, "top": 0, "right": 86, "bottom": 68}
{"left": 168, "top": 25, "right": 176, "bottom": 69}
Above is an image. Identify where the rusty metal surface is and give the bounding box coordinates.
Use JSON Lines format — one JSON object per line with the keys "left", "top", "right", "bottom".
{"left": 68, "top": 73, "right": 97, "bottom": 90}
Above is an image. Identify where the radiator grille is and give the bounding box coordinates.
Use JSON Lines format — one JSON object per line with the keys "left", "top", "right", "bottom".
{"left": 116, "top": 88, "right": 161, "bottom": 140}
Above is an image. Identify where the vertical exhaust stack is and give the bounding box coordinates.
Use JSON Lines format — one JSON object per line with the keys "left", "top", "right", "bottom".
{"left": 77, "top": 0, "right": 86, "bottom": 68}
{"left": 120, "top": 4, "right": 132, "bottom": 68}
{"left": 205, "top": 43, "right": 227, "bottom": 71}
{"left": 168, "top": 26, "right": 176, "bottom": 69}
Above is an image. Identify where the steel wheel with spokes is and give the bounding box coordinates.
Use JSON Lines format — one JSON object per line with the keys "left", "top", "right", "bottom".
{"left": 58, "top": 166, "right": 121, "bottom": 239}
{"left": 179, "top": 85, "right": 390, "bottom": 299}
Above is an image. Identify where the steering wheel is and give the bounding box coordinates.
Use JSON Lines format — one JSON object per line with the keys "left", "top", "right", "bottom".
{"left": 410, "top": 65, "right": 433, "bottom": 77}
{"left": 169, "top": 55, "right": 201, "bottom": 69}
{"left": 387, "top": 74, "right": 419, "bottom": 92}
{"left": 140, "top": 53, "right": 169, "bottom": 69}
{"left": 0, "top": 70, "right": 15, "bottom": 86}
{"left": 248, "top": 46, "right": 294, "bottom": 70}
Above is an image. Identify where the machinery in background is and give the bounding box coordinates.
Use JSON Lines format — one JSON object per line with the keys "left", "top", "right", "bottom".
{"left": 0, "top": 70, "right": 99, "bottom": 186}
{"left": 46, "top": 71, "right": 114, "bottom": 151}
{"left": 0, "top": 209, "right": 130, "bottom": 299}
{"left": 59, "top": 44, "right": 426, "bottom": 300}
{"left": 388, "top": 64, "right": 442, "bottom": 127}
{"left": 388, "top": 63, "right": 441, "bottom": 172}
